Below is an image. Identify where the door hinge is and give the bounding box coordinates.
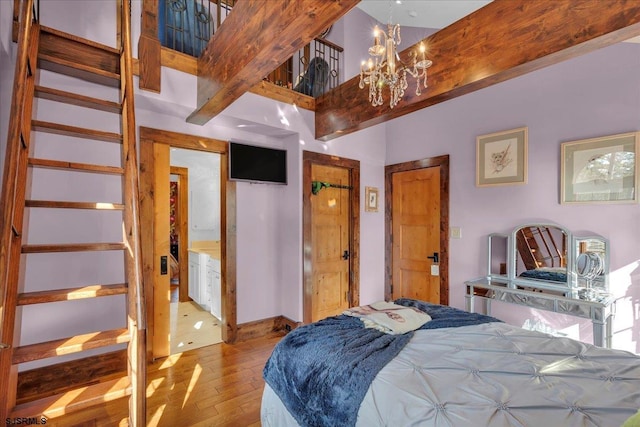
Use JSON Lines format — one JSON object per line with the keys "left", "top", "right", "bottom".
{"left": 390, "top": 284, "right": 393, "bottom": 295}
{"left": 345, "top": 291, "right": 350, "bottom": 303}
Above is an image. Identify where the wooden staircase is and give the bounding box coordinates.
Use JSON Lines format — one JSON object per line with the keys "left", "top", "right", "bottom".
{"left": 0, "top": 0, "right": 145, "bottom": 425}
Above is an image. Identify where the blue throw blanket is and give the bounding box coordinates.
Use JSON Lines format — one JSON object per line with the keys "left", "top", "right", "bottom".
{"left": 263, "top": 300, "right": 501, "bottom": 427}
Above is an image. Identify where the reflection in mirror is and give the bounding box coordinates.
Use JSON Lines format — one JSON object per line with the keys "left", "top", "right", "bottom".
{"left": 575, "top": 237, "right": 609, "bottom": 301}
{"left": 515, "top": 225, "right": 567, "bottom": 283}
{"left": 488, "top": 234, "right": 508, "bottom": 278}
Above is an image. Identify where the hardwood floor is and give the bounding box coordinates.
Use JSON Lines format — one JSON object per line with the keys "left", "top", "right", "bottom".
{"left": 46, "top": 333, "right": 285, "bottom": 426}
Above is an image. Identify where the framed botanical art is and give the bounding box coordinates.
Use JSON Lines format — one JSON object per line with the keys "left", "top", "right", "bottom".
{"left": 476, "top": 127, "right": 528, "bottom": 187}
{"left": 561, "top": 132, "right": 638, "bottom": 204}
{"left": 365, "top": 186, "right": 379, "bottom": 212}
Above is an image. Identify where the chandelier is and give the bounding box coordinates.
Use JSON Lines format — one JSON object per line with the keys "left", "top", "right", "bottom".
{"left": 359, "top": 20, "right": 432, "bottom": 109}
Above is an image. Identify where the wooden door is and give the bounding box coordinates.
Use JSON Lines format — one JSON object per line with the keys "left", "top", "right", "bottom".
{"left": 153, "top": 143, "right": 171, "bottom": 358}
{"left": 310, "top": 164, "right": 351, "bottom": 321}
{"left": 392, "top": 167, "right": 441, "bottom": 303}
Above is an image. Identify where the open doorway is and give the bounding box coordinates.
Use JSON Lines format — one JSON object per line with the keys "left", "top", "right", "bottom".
{"left": 140, "top": 127, "right": 237, "bottom": 361}
{"left": 168, "top": 150, "right": 223, "bottom": 354}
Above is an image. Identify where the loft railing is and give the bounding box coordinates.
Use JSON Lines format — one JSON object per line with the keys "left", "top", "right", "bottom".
{"left": 265, "top": 37, "right": 343, "bottom": 98}
{"left": 159, "top": 0, "right": 235, "bottom": 57}
{"left": 158, "top": 0, "right": 342, "bottom": 99}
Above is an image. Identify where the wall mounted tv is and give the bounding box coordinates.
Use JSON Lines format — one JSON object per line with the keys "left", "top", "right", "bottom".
{"left": 228, "top": 142, "right": 287, "bottom": 185}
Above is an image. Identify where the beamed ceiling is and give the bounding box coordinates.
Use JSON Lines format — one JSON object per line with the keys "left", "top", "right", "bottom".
{"left": 188, "top": 0, "right": 640, "bottom": 141}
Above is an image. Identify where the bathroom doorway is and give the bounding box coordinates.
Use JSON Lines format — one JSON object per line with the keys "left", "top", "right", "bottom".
{"left": 169, "top": 148, "right": 223, "bottom": 355}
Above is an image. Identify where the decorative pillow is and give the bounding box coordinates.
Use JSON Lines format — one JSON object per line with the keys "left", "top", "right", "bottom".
{"left": 622, "top": 410, "right": 640, "bottom": 427}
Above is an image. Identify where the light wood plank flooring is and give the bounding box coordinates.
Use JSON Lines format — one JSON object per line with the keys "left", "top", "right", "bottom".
{"left": 45, "top": 334, "right": 285, "bottom": 426}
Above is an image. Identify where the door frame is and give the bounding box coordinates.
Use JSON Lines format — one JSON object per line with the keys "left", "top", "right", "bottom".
{"left": 302, "top": 151, "right": 360, "bottom": 324}
{"left": 140, "top": 127, "right": 237, "bottom": 361}
{"left": 384, "top": 155, "right": 450, "bottom": 305}
{"left": 170, "top": 166, "right": 189, "bottom": 303}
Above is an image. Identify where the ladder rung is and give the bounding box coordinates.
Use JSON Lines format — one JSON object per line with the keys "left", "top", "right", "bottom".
{"left": 11, "top": 376, "right": 131, "bottom": 420}
{"left": 16, "top": 350, "right": 127, "bottom": 405}
{"left": 22, "top": 243, "right": 126, "bottom": 253}
{"left": 32, "top": 120, "right": 122, "bottom": 143}
{"left": 25, "top": 200, "right": 125, "bottom": 210}
{"left": 34, "top": 86, "right": 122, "bottom": 114}
{"left": 38, "top": 54, "right": 120, "bottom": 88}
{"left": 12, "top": 328, "right": 130, "bottom": 364}
{"left": 28, "top": 157, "right": 124, "bottom": 175}
{"left": 18, "top": 284, "right": 128, "bottom": 305}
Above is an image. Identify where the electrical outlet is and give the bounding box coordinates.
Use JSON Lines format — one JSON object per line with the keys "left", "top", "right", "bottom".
{"left": 450, "top": 226, "right": 462, "bottom": 239}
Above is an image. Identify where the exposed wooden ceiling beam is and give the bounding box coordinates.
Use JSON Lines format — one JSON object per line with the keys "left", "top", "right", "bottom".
{"left": 187, "top": 0, "right": 359, "bottom": 125}
{"left": 315, "top": 0, "right": 640, "bottom": 141}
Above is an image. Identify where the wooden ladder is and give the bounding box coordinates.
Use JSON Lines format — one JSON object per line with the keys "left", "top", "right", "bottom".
{"left": 516, "top": 226, "right": 564, "bottom": 270}
{"left": 0, "top": 0, "right": 146, "bottom": 424}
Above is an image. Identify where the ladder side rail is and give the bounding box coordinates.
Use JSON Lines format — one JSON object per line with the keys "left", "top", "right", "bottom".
{"left": 120, "top": 0, "right": 146, "bottom": 425}
{"left": 538, "top": 226, "right": 562, "bottom": 267}
{"left": 0, "top": 0, "right": 37, "bottom": 419}
{"left": 516, "top": 229, "right": 538, "bottom": 270}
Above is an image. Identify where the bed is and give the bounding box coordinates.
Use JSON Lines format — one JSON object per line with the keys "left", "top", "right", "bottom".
{"left": 261, "top": 299, "right": 640, "bottom": 427}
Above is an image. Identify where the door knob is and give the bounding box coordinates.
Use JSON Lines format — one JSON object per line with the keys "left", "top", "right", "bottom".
{"left": 342, "top": 250, "right": 350, "bottom": 260}
{"left": 427, "top": 252, "right": 439, "bottom": 264}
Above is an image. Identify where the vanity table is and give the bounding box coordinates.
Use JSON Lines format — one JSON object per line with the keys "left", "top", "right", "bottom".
{"left": 465, "top": 223, "right": 615, "bottom": 348}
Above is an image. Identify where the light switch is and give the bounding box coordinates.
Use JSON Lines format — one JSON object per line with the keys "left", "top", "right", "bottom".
{"left": 431, "top": 265, "right": 439, "bottom": 276}
{"left": 450, "top": 226, "right": 462, "bottom": 239}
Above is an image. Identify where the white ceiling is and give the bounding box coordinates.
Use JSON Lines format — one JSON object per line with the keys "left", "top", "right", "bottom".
{"left": 357, "top": 1, "right": 640, "bottom": 43}
{"left": 356, "top": 0, "right": 492, "bottom": 29}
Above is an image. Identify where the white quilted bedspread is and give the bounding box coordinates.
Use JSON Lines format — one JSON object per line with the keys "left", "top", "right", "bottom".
{"left": 262, "top": 322, "right": 640, "bottom": 427}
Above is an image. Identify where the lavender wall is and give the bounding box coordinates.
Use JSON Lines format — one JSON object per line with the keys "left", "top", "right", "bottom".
{"left": 385, "top": 42, "right": 640, "bottom": 353}
{"left": 3, "top": 2, "right": 638, "bottom": 358}
{"left": 0, "top": 0, "right": 16, "bottom": 188}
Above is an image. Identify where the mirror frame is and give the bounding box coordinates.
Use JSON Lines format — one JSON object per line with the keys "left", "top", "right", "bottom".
{"left": 487, "top": 222, "right": 610, "bottom": 299}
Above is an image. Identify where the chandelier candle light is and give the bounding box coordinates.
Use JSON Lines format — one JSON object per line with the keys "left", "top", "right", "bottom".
{"left": 359, "top": 22, "right": 432, "bottom": 109}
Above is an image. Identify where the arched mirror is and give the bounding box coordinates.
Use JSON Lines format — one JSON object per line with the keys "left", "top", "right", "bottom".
{"left": 514, "top": 224, "right": 568, "bottom": 284}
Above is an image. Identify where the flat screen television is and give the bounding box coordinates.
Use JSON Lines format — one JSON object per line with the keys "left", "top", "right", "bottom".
{"left": 228, "top": 142, "right": 287, "bottom": 185}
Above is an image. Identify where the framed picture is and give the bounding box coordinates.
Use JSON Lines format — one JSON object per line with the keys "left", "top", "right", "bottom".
{"left": 476, "top": 127, "right": 528, "bottom": 187}
{"left": 365, "top": 186, "right": 379, "bottom": 212}
{"left": 561, "top": 132, "right": 638, "bottom": 204}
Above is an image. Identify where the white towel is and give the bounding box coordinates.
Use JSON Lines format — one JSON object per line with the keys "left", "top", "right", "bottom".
{"left": 343, "top": 301, "right": 432, "bottom": 335}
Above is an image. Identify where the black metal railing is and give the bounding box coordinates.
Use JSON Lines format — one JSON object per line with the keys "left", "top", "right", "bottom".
{"left": 158, "top": 0, "right": 342, "bottom": 98}
{"left": 264, "top": 37, "right": 343, "bottom": 98}
{"left": 159, "top": 0, "right": 234, "bottom": 57}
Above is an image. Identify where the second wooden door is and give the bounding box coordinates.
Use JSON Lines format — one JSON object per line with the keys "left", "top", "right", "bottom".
{"left": 391, "top": 166, "right": 441, "bottom": 303}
